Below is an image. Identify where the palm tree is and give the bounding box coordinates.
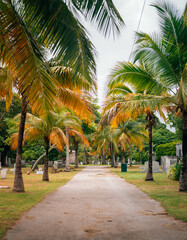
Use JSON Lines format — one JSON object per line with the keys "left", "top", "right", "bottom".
{"left": 106, "top": 2, "right": 187, "bottom": 188}
{"left": 116, "top": 120, "right": 148, "bottom": 165}
{"left": 0, "top": 0, "right": 124, "bottom": 192}
{"left": 94, "top": 125, "right": 119, "bottom": 167}
{"left": 103, "top": 81, "right": 163, "bottom": 179}
{"left": 11, "top": 112, "right": 68, "bottom": 181}
{"left": 52, "top": 109, "right": 89, "bottom": 171}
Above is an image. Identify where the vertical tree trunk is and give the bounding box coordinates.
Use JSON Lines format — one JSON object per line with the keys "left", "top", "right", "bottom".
{"left": 179, "top": 110, "right": 187, "bottom": 191}
{"left": 74, "top": 141, "right": 79, "bottom": 168}
{"left": 84, "top": 146, "right": 87, "bottom": 165}
{"left": 114, "top": 154, "right": 118, "bottom": 168}
{"left": 42, "top": 136, "right": 49, "bottom": 181}
{"left": 65, "top": 128, "right": 70, "bottom": 172}
{"left": 145, "top": 124, "right": 154, "bottom": 181}
{"left": 130, "top": 145, "right": 133, "bottom": 167}
{"left": 140, "top": 151, "right": 142, "bottom": 165}
{"left": 102, "top": 153, "right": 106, "bottom": 165}
{"left": 13, "top": 97, "right": 27, "bottom": 192}
{"left": 122, "top": 150, "right": 126, "bottom": 164}
{"left": 110, "top": 144, "right": 115, "bottom": 167}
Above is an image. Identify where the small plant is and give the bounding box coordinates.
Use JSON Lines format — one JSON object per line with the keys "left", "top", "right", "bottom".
{"left": 167, "top": 163, "right": 181, "bottom": 181}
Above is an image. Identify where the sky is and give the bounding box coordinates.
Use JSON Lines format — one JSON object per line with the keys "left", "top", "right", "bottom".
{"left": 85, "top": 0, "right": 186, "bottom": 106}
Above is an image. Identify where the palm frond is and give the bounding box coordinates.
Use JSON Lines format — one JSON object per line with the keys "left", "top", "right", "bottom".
{"left": 71, "top": 0, "right": 124, "bottom": 37}
{"left": 0, "top": 1, "right": 58, "bottom": 115}
{"left": 50, "top": 127, "right": 68, "bottom": 151}
{"left": 21, "top": 0, "right": 97, "bottom": 80}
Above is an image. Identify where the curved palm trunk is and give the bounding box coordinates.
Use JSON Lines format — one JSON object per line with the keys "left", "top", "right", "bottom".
{"left": 43, "top": 136, "right": 49, "bottom": 181}
{"left": 13, "top": 97, "right": 27, "bottom": 192}
{"left": 74, "top": 140, "right": 79, "bottom": 168}
{"left": 145, "top": 124, "right": 154, "bottom": 181}
{"left": 32, "top": 145, "right": 55, "bottom": 171}
{"left": 179, "top": 110, "right": 187, "bottom": 191}
{"left": 65, "top": 128, "right": 70, "bottom": 172}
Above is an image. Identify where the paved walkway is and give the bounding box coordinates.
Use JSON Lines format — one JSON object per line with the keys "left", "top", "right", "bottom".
{"left": 3, "top": 166, "right": 187, "bottom": 240}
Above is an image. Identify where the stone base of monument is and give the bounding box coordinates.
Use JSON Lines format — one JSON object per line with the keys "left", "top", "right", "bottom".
{"left": 141, "top": 161, "right": 161, "bottom": 173}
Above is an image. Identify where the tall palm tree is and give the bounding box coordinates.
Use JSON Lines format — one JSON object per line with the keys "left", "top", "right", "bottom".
{"left": 0, "top": 0, "right": 124, "bottom": 192}
{"left": 103, "top": 81, "right": 164, "bottom": 179}
{"left": 106, "top": 2, "right": 187, "bottom": 189}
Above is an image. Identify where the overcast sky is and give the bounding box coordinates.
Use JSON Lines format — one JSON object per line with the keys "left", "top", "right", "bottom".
{"left": 85, "top": 0, "right": 186, "bottom": 106}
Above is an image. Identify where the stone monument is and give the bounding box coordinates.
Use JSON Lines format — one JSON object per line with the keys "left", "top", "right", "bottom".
{"left": 161, "top": 156, "right": 177, "bottom": 173}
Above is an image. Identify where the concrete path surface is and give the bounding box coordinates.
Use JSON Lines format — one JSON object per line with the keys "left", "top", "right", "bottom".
{"left": 3, "top": 166, "right": 187, "bottom": 240}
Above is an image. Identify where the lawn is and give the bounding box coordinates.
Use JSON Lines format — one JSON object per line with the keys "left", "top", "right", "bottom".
{"left": 0, "top": 166, "right": 82, "bottom": 239}
{"left": 111, "top": 165, "right": 187, "bottom": 222}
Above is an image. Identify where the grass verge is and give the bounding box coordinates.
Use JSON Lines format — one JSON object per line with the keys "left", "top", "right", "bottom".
{"left": 0, "top": 166, "right": 82, "bottom": 238}
{"left": 111, "top": 165, "right": 187, "bottom": 222}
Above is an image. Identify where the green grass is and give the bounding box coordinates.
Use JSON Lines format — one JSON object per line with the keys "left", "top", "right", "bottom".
{"left": 0, "top": 166, "right": 82, "bottom": 239}
{"left": 111, "top": 166, "right": 187, "bottom": 222}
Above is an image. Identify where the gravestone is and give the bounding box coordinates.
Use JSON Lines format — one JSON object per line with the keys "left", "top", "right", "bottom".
{"left": 176, "top": 143, "right": 182, "bottom": 158}
{"left": 48, "top": 161, "right": 53, "bottom": 167}
{"left": 21, "top": 160, "right": 26, "bottom": 167}
{"left": 143, "top": 161, "right": 160, "bottom": 173}
{"left": 0, "top": 162, "right": 2, "bottom": 170}
{"left": 57, "top": 160, "right": 62, "bottom": 168}
{"left": 53, "top": 161, "right": 58, "bottom": 170}
{"left": 94, "top": 155, "right": 98, "bottom": 165}
{"left": 36, "top": 170, "right": 43, "bottom": 174}
{"left": 8, "top": 158, "right": 11, "bottom": 166}
{"left": 1, "top": 169, "right": 8, "bottom": 179}
{"left": 69, "top": 151, "right": 75, "bottom": 164}
{"left": 161, "top": 156, "right": 177, "bottom": 173}
{"left": 36, "top": 167, "right": 43, "bottom": 175}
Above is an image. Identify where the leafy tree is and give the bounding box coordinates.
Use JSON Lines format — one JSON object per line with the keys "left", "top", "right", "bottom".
{"left": 156, "top": 141, "right": 181, "bottom": 161}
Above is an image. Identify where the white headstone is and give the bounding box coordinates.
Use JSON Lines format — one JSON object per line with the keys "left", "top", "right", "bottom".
{"left": 36, "top": 170, "right": 43, "bottom": 175}
{"left": 143, "top": 161, "right": 159, "bottom": 173}
{"left": 1, "top": 169, "right": 8, "bottom": 179}
{"left": 53, "top": 161, "right": 58, "bottom": 170}
{"left": 161, "top": 156, "right": 177, "bottom": 173}
{"left": 176, "top": 143, "right": 182, "bottom": 157}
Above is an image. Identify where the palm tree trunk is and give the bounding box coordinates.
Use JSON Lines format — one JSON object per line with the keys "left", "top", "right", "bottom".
{"left": 13, "top": 97, "right": 27, "bottom": 192}
{"left": 110, "top": 144, "right": 115, "bottom": 167}
{"left": 140, "top": 151, "right": 142, "bottom": 165}
{"left": 130, "top": 145, "right": 133, "bottom": 167}
{"left": 84, "top": 146, "right": 87, "bottom": 165}
{"left": 145, "top": 124, "right": 154, "bottom": 181}
{"left": 74, "top": 141, "right": 79, "bottom": 168}
{"left": 32, "top": 145, "right": 55, "bottom": 171}
{"left": 122, "top": 150, "right": 126, "bottom": 164}
{"left": 114, "top": 154, "right": 118, "bottom": 168}
{"left": 43, "top": 136, "right": 49, "bottom": 181}
{"left": 179, "top": 110, "right": 187, "bottom": 191}
{"left": 65, "top": 127, "right": 70, "bottom": 172}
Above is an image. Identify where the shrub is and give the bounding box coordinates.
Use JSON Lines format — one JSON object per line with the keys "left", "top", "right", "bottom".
{"left": 155, "top": 141, "right": 181, "bottom": 161}
{"left": 167, "top": 163, "right": 181, "bottom": 181}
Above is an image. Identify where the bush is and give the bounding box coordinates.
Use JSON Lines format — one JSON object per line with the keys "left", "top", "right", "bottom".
{"left": 167, "top": 163, "right": 181, "bottom": 181}
{"left": 156, "top": 141, "right": 181, "bottom": 161}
